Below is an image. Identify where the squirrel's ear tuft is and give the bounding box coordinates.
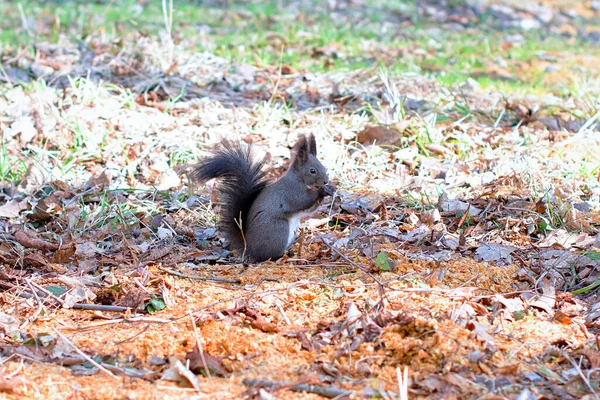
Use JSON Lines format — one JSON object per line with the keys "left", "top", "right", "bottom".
{"left": 308, "top": 134, "right": 317, "bottom": 156}
{"left": 293, "top": 135, "right": 309, "bottom": 166}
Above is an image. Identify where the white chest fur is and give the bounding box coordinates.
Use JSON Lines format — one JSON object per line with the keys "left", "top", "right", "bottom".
{"left": 286, "top": 211, "right": 311, "bottom": 248}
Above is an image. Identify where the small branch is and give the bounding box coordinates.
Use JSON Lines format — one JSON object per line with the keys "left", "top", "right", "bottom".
{"left": 243, "top": 378, "right": 387, "bottom": 399}
{"left": 563, "top": 351, "right": 599, "bottom": 400}
{"left": 159, "top": 266, "right": 241, "bottom": 284}
{"left": 189, "top": 313, "right": 211, "bottom": 380}
{"left": 27, "top": 280, "right": 65, "bottom": 306}
{"left": 72, "top": 304, "right": 130, "bottom": 312}
{"left": 318, "top": 236, "right": 387, "bottom": 288}
{"left": 53, "top": 328, "right": 119, "bottom": 380}
{"left": 235, "top": 212, "right": 247, "bottom": 262}
{"left": 274, "top": 299, "right": 291, "bottom": 325}
{"left": 0, "top": 282, "right": 130, "bottom": 313}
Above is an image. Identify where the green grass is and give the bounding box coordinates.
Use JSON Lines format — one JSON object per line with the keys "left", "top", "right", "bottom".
{"left": 0, "top": 0, "right": 598, "bottom": 96}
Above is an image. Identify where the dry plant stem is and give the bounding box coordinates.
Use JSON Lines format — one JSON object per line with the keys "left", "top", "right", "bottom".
{"left": 397, "top": 366, "right": 409, "bottom": 400}
{"left": 189, "top": 313, "right": 211, "bottom": 380}
{"left": 0, "top": 282, "right": 130, "bottom": 312}
{"left": 61, "top": 317, "right": 173, "bottom": 331}
{"left": 25, "top": 279, "right": 44, "bottom": 323}
{"left": 235, "top": 212, "right": 247, "bottom": 261}
{"left": 114, "top": 324, "right": 150, "bottom": 346}
{"left": 72, "top": 304, "right": 130, "bottom": 312}
{"left": 27, "top": 279, "right": 65, "bottom": 305}
{"left": 0, "top": 63, "right": 14, "bottom": 87}
{"left": 296, "top": 228, "right": 305, "bottom": 259}
{"left": 5, "top": 359, "right": 24, "bottom": 379}
{"left": 133, "top": 277, "right": 153, "bottom": 295}
{"left": 53, "top": 328, "right": 119, "bottom": 380}
{"left": 243, "top": 378, "right": 386, "bottom": 399}
{"left": 563, "top": 351, "right": 599, "bottom": 400}
{"left": 159, "top": 266, "right": 240, "bottom": 284}
{"left": 318, "top": 236, "right": 387, "bottom": 288}
{"left": 274, "top": 300, "right": 291, "bottom": 325}
{"left": 267, "top": 45, "right": 285, "bottom": 107}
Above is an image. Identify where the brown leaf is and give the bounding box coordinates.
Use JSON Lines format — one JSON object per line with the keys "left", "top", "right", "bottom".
{"left": 224, "top": 306, "right": 280, "bottom": 333}
{"left": 0, "top": 200, "right": 29, "bottom": 218}
{"left": 466, "top": 321, "right": 495, "bottom": 345}
{"left": 356, "top": 125, "right": 402, "bottom": 146}
{"left": 52, "top": 242, "right": 76, "bottom": 264}
{"left": 296, "top": 331, "right": 314, "bottom": 352}
{"left": 581, "top": 349, "right": 600, "bottom": 369}
{"left": 142, "top": 243, "right": 174, "bottom": 262}
{"left": 23, "top": 252, "right": 55, "bottom": 272}
{"left": 14, "top": 230, "right": 59, "bottom": 251}
{"left": 185, "top": 350, "right": 229, "bottom": 377}
{"left": 174, "top": 226, "right": 195, "bottom": 239}
{"left": 424, "top": 143, "right": 450, "bottom": 156}
{"left": 280, "top": 65, "right": 295, "bottom": 75}
{"left": 530, "top": 279, "right": 556, "bottom": 316}
{"left": 0, "top": 372, "right": 22, "bottom": 393}
{"left": 552, "top": 311, "right": 573, "bottom": 325}
{"left": 85, "top": 171, "right": 110, "bottom": 190}
{"left": 496, "top": 364, "right": 519, "bottom": 375}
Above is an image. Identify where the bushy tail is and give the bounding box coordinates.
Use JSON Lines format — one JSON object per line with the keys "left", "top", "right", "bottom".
{"left": 194, "top": 141, "right": 268, "bottom": 252}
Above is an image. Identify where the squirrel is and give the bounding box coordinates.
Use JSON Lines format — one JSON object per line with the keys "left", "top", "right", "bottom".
{"left": 194, "top": 134, "right": 333, "bottom": 262}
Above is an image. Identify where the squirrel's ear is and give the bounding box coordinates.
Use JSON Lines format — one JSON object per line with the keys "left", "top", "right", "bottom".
{"left": 292, "top": 135, "right": 309, "bottom": 166}
{"left": 308, "top": 134, "right": 317, "bottom": 156}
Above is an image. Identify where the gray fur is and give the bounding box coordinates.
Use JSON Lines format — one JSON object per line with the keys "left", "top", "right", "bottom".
{"left": 194, "top": 134, "right": 331, "bottom": 262}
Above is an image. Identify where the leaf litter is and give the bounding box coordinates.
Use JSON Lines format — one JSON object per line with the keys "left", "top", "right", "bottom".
{"left": 1, "top": 0, "right": 600, "bottom": 399}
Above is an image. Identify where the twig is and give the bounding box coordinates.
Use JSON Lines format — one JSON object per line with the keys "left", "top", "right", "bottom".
{"left": 17, "top": 3, "right": 33, "bottom": 38}
{"left": 267, "top": 45, "right": 285, "bottom": 107}
{"left": 61, "top": 317, "right": 173, "bottom": 331}
{"left": 318, "top": 236, "right": 387, "bottom": 288}
{"left": 274, "top": 299, "right": 291, "bottom": 325}
{"left": 0, "top": 62, "right": 14, "bottom": 87}
{"left": 53, "top": 328, "right": 119, "bottom": 380}
{"left": 0, "top": 282, "right": 130, "bottom": 313}
{"left": 27, "top": 280, "right": 65, "bottom": 306}
{"left": 132, "top": 277, "right": 153, "bottom": 295}
{"left": 72, "top": 304, "right": 130, "bottom": 312}
{"left": 243, "top": 378, "right": 387, "bottom": 399}
{"left": 114, "top": 325, "right": 150, "bottom": 346}
{"left": 296, "top": 227, "right": 305, "bottom": 259}
{"left": 563, "top": 351, "right": 599, "bottom": 400}
{"left": 25, "top": 280, "right": 45, "bottom": 323}
{"left": 159, "top": 266, "right": 241, "bottom": 284}
{"left": 5, "top": 359, "right": 24, "bottom": 379}
{"left": 189, "top": 313, "right": 211, "bottom": 380}
{"left": 397, "top": 366, "right": 409, "bottom": 400}
{"left": 234, "top": 212, "right": 247, "bottom": 262}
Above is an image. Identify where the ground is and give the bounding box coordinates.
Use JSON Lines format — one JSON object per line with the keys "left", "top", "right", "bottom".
{"left": 0, "top": 0, "right": 599, "bottom": 399}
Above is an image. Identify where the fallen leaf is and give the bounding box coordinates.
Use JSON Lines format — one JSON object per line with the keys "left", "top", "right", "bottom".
{"left": 0, "top": 200, "right": 29, "bottom": 218}
{"left": 162, "top": 357, "right": 201, "bottom": 390}
{"left": 14, "top": 230, "right": 59, "bottom": 251}
{"left": 185, "top": 350, "right": 229, "bottom": 377}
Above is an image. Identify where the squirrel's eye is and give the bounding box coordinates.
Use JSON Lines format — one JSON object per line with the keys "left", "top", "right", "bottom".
{"left": 310, "top": 168, "right": 316, "bottom": 174}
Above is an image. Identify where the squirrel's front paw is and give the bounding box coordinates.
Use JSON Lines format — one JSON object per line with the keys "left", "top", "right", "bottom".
{"left": 320, "top": 183, "right": 336, "bottom": 197}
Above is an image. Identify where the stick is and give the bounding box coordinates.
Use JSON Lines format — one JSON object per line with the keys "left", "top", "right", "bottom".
{"left": 72, "top": 304, "right": 130, "bottom": 312}
{"left": 27, "top": 280, "right": 65, "bottom": 306}
{"left": 563, "top": 351, "right": 599, "bottom": 400}
{"left": 235, "top": 211, "right": 247, "bottom": 262}
{"left": 159, "top": 266, "right": 241, "bottom": 284}
{"left": 53, "top": 328, "right": 119, "bottom": 380}
{"left": 242, "top": 378, "right": 387, "bottom": 399}
{"left": 318, "top": 236, "right": 387, "bottom": 288}
{"left": 189, "top": 313, "right": 211, "bottom": 379}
